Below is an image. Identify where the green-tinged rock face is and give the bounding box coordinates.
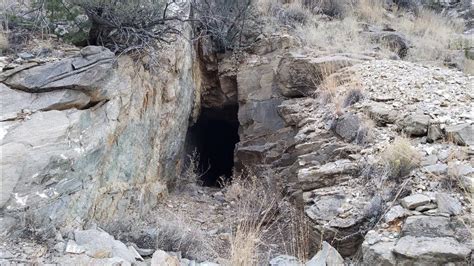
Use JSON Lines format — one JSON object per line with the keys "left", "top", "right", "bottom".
{"left": 0, "top": 40, "right": 195, "bottom": 236}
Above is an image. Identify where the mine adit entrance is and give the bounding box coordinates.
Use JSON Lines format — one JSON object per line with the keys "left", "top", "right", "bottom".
{"left": 186, "top": 104, "right": 240, "bottom": 187}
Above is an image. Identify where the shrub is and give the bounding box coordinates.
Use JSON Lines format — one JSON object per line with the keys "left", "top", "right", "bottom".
{"left": 275, "top": 1, "right": 311, "bottom": 26}
{"left": 311, "top": 0, "right": 350, "bottom": 18}
{"left": 393, "top": 0, "right": 421, "bottom": 11}
{"left": 191, "top": 0, "right": 255, "bottom": 52}
{"left": 343, "top": 87, "right": 364, "bottom": 107}
{"left": 172, "top": 149, "right": 204, "bottom": 191}
{"left": 226, "top": 175, "right": 279, "bottom": 265}
{"left": 356, "top": 0, "right": 385, "bottom": 24}
{"left": 396, "top": 8, "right": 465, "bottom": 62}
{"left": 382, "top": 137, "right": 420, "bottom": 178}
{"left": 70, "top": 0, "right": 183, "bottom": 52}
{"left": 155, "top": 217, "right": 210, "bottom": 261}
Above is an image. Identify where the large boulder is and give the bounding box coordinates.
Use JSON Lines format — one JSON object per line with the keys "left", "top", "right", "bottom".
{"left": 393, "top": 236, "right": 470, "bottom": 264}
{"left": 306, "top": 242, "right": 344, "bottom": 266}
{"left": 445, "top": 123, "right": 474, "bottom": 146}
{"left": 397, "top": 113, "right": 430, "bottom": 137}
{"left": 276, "top": 53, "right": 368, "bottom": 97}
{"left": 0, "top": 41, "right": 195, "bottom": 236}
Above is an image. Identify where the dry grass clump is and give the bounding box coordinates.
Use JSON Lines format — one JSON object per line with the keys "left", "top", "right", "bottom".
{"left": 283, "top": 207, "right": 312, "bottom": 262}
{"left": 343, "top": 87, "right": 364, "bottom": 107}
{"left": 260, "top": 0, "right": 312, "bottom": 27}
{"left": 172, "top": 149, "right": 204, "bottom": 191}
{"left": 356, "top": 118, "right": 375, "bottom": 145}
{"left": 296, "top": 15, "right": 372, "bottom": 54}
{"left": 382, "top": 137, "right": 420, "bottom": 178}
{"left": 395, "top": 9, "right": 465, "bottom": 62}
{"left": 355, "top": 0, "right": 385, "bottom": 24}
{"left": 311, "top": 0, "right": 350, "bottom": 18}
{"left": 226, "top": 175, "right": 279, "bottom": 265}
{"left": 155, "top": 217, "right": 210, "bottom": 261}
{"left": 282, "top": 0, "right": 467, "bottom": 64}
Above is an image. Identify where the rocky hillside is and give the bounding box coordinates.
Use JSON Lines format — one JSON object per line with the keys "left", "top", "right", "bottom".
{"left": 0, "top": 0, "right": 473, "bottom": 265}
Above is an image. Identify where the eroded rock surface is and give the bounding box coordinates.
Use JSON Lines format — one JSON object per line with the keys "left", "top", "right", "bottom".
{"left": 0, "top": 40, "right": 195, "bottom": 238}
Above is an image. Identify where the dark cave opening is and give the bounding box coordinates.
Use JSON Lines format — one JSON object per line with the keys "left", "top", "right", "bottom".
{"left": 187, "top": 105, "right": 240, "bottom": 187}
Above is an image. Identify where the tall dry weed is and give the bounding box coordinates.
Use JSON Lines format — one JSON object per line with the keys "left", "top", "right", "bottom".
{"left": 382, "top": 137, "right": 420, "bottom": 179}
{"left": 226, "top": 175, "right": 280, "bottom": 265}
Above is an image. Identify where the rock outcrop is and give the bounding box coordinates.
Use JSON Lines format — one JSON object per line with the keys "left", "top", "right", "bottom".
{"left": 0, "top": 40, "right": 195, "bottom": 237}
{"left": 220, "top": 35, "right": 473, "bottom": 262}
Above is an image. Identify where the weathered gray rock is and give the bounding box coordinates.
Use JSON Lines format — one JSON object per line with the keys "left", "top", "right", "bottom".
{"left": 420, "top": 155, "right": 438, "bottom": 166}
{"left": 269, "top": 255, "right": 301, "bottom": 266}
{"left": 383, "top": 205, "right": 409, "bottom": 223}
{"left": 423, "top": 163, "right": 448, "bottom": 175}
{"left": 401, "top": 216, "right": 454, "bottom": 238}
{"left": 436, "top": 193, "right": 462, "bottom": 216}
{"left": 0, "top": 83, "right": 90, "bottom": 121}
{"left": 448, "top": 163, "right": 474, "bottom": 177}
{"left": 366, "top": 31, "right": 410, "bottom": 58}
{"left": 393, "top": 236, "right": 470, "bottom": 263}
{"left": 151, "top": 250, "right": 180, "bottom": 266}
{"left": 65, "top": 240, "right": 85, "bottom": 254}
{"left": 3, "top": 46, "right": 114, "bottom": 94}
{"left": 414, "top": 203, "right": 437, "bottom": 212}
{"left": 398, "top": 114, "right": 430, "bottom": 137}
{"left": 427, "top": 124, "right": 443, "bottom": 142}
{"left": 333, "top": 113, "right": 362, "bottom": 142}
{"left": 306, "top": 242, "right": 344, "bottom": 266}
{"left": 445, "top": 123, "right": 474, "bottom": 146}
{"left": 400, "top": 194, "right": 431, "bottom": 209}
{"left": 366, "top": 103, "right": 397, "bottom": 126}
{"left": 298, "top": 160, "right": 358, "bottom": 191}
{"left": 362, "top": 240, "right": 396, "bottom": 266}
{"left": 128, "top": 246, "right": 144, "bottom": 262}
{"left": 74, "top": 229, "right": 136, "bottom": 263}
{"left": 0, "top": 38, "right": 194, "bottom": 238}
{"left": 276, "top": 53, "right": 366, "bottom": 97}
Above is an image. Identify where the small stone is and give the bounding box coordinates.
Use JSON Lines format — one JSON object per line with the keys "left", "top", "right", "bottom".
{"left": 80, "top": 46, "right": 107, "bottom": 57}
{"left": 448, "top": 163, "right": 474, "bottom": 177}
{"left": 420, "top": 155, "right": 438, "bottom": 166}
{"left": 65, "top": 240, "right": 85, "bottom": 254}
{"left": 400, "top": 194, "right": 431, "bottom": 210}
{"left": 398, "top": 114, "right": 430, "bottom": 137}
{"left": 151, "top": 250, "right": 179, "bottom": 266}
{"left": 128, "top": 246, "right": 144, "bottom": 261}
{"left": 362, "top": 240, "right": 396, "bottom": 266}
{"left": 415, "top": 203, "right": 437, "bottom": 212}
{"left": 306, "top": 242, "right": 344, "bottom": 266}
{"left": 445, "top": 123, "right": 474, "bottom": 146}
{"left": 333, "top": 113, "right": 361, "bottom": 142}
{"left": 384, "top": 205, "right": 409, "bottom": 223}
{"left": 365, "top": 230, "right": 381, "bottom": 245}
{"left": 436, "top": 193, "right": 462, "bottom": 216}
{"left": 17, "top": 52, "right": 35, "bottom": 60}
{"left": 367, "top": 102, "right": 397, "bottom": 126}
{"left": 54, "top": 242, "right": 66, "bottom": 253}
{"left": 427, "top": 124, "right": 443, "bottom": 142}
{"left": 423, "top": 164, "right": 448, "bottom": 175}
